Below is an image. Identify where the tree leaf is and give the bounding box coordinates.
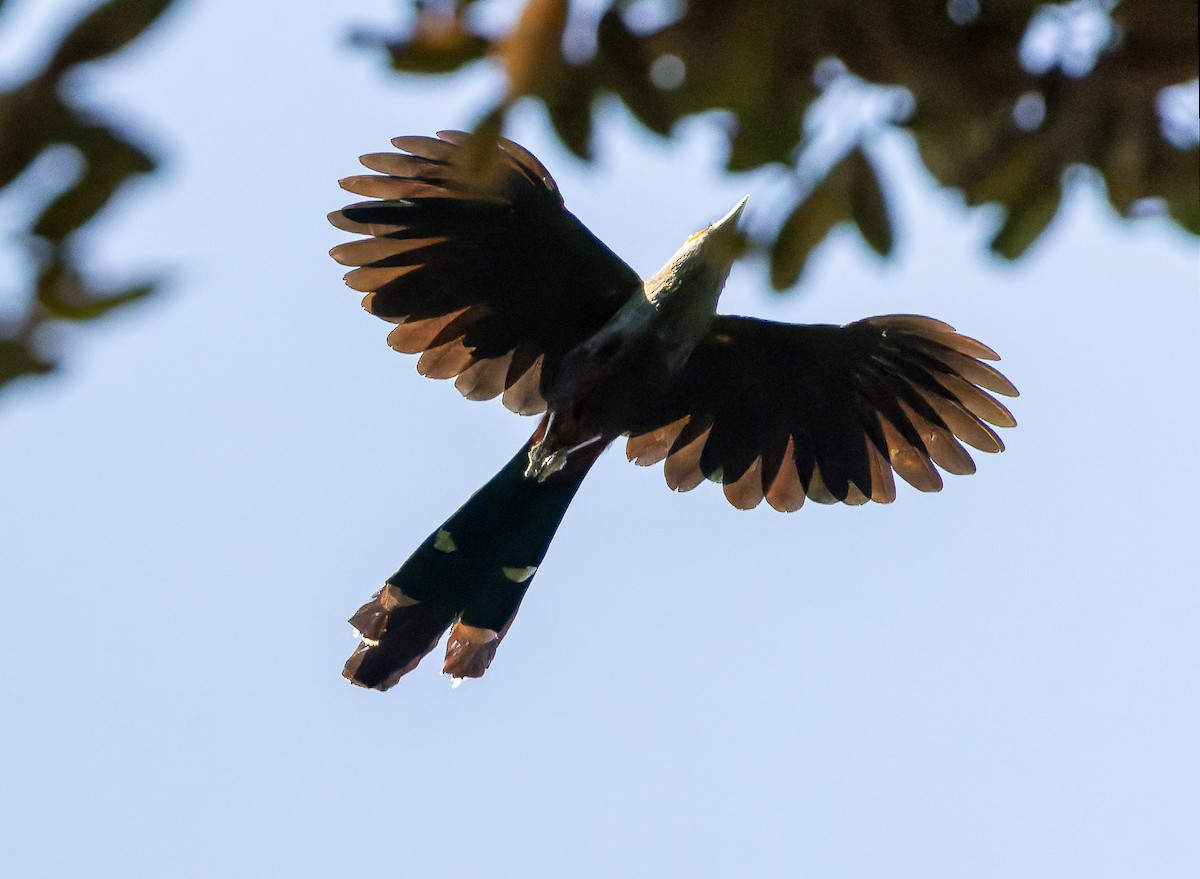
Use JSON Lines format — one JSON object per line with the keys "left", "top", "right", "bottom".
{"left": 847, "top": 147, "right": 894, "bottom": 257}
{"left": 360, "top": 0, "right": 1199, "bottom": 270}
{"left": 545, "top": 68, "right": 596, "bottom": 160}
{"left": 990, "top": 185, "right": 1062, "bottom": 260}
{"left": 45, "top": 0, "right": 175, "bottom": 78}
{"left": 31, "top": 125, "right": 154, "bottom": 242}
{"left": 371, "top": 12, "right": 488, "bottom": 75}
{"left": 36, "top": 259, "right": 158, "bottom": 322}
{"left": 594, "top": 8, "right": 674, "bottom": 136}
{"left": 0, "top": 92, "right": 44, "bottom": 189}
{"left": 769, "top": 160, "right": 853, "bottom": 290}
{"left": 497, "top": 0, "right": 568, "bottom": 100}
{"left": 0, "top": 337, "right": 54, "bottom": 390}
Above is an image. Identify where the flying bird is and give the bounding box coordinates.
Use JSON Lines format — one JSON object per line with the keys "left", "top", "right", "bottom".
{"left": 329, "top": 131, "right": 1018, "bottom": 690}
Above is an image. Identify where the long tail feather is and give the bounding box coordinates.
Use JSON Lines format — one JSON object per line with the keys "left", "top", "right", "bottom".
{"left": 343, "top": 418, "right": 605, "bottom": 690}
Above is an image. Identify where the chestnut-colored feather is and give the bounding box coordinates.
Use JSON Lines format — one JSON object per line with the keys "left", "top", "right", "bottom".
{"left": 669, "top": 415, "right": 713, "bottom": 456}
{"left": 329, "top": 235, "right": 448, "bottom": 268}
{"left": 765, "top": 437, "right": 807, "bottom": 512}
{"left": 865, "top": 442, "right": 898, "bottom": 504}
{"left": 438, "top": 129, "right": 558, "bottom": 192}
{"left": 489, "top": 136, "right": 557, "bottom": 187}
{"left": 501, "top": 355, "right": 546, "bottom": 415}
{"left": 878, "top": 413, "right": 943, "bottom": 492}
{"left": 358, "top": 152, "right": 443, "bottom": 177}
{"left": 929, "top": 389, "right": 1004, "bottom": 453}
{"left": 897, "top": 398, "right": 976, "bottom": 476}
{"left": 843, "top": 481, "right": 871, "bottom": 506}
{"left": 391, "top": 134, "right": 460, "bottom": 163}
{"left": 455, "top": 351, "right": 514, "bottom": 401}
{"left": 934, "top": 372, "right": 1017, "bottom": 428}
{"left": 664, "top": 428, "right": 710, "bottom": 492}
{"left": 902, "top": 337, "right": 1019, "bottom": 397}
{"left": 699, "top": 414, "right": 759, "bottom": 484}
{"left": 723, "top": 456, "right": 765, "bottom": 510}
{"left": 805, "top": 463, "right": 841, "bottom": 504}
{"left": 326, "top": 206, "right": 406, "bottom": 237}
{"left": 442, "top": 623, "right": 501, "bottom": 679}
{"left": 387, "top": 308, "right": 471, "bottom": 355}
{"left": 344, "top": 263, "right": 426, "bottom": 294}
{"left": 924, "top": 330, "right": 1001, "bottom": 361}
{"left": 869, "top": 314, "right": 956, "bottom": 335}
{"left": 626, "top": 416, "right": 690, "bottom": 467}
{"left": 428, "top": 306, "right": 488, "bottom": 349}
{"left": 504, "top": 341, "right": 541, "bottom": 389}
{"left": 417, "top": 339, "right": 474, "bottom": 380}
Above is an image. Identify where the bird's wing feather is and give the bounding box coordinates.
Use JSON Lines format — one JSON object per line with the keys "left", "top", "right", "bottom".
{"left": 329, "top": 131, "right": 642, "bottom": 415}
{"left": 625, "top": 315, "right": 1018, "bottom": 510}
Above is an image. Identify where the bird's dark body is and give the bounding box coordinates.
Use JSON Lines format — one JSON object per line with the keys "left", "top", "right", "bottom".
{"left": 542, "top": 315, "right": 693, "bottom": 452}
{"left": 330, "top": 131, "right": 1019, "bottom": 689}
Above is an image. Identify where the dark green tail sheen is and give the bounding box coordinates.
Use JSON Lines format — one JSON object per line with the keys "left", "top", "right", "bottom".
{"left": 343, "top": 425, "right": 604, "bottom": 689}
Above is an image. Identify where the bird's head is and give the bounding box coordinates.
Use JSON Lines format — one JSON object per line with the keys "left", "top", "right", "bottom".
{"left": 645, "top": 195, "right": 748, "bottom": 312}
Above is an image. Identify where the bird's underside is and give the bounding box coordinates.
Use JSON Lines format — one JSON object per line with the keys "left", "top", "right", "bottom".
{"left": 330, "top": 130, "right": 1019, "bottom": 689}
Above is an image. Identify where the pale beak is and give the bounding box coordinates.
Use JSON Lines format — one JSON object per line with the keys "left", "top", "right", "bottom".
{"left": 711, "top": 195, "right": 750, "bottom": 234}
{"left": 695, "top": 195, "right": 749, "bottom": 269}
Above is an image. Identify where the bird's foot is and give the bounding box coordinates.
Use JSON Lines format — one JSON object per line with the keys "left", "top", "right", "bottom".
{"left": 524, "top": 411, "right": 559, "bottom": 481}
{"left": 525, "top": 445, "right": 567, "bottom": 482}
{"left": 525, "top": 433, "right": 603, "bottom": 482}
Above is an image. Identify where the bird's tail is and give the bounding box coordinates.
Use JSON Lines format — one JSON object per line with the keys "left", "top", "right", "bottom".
{"left": 343, "top": 417, "right": 605, "bottom": 690}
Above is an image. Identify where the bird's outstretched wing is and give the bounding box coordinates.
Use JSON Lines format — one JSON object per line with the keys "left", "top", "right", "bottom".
{"left": 329, "top": 131, "right": 643, "bottom": 415}
{"left": 625, "top": 315, "right": 1018, "bottom": 510}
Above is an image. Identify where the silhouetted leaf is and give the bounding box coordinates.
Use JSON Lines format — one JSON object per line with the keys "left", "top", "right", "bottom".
{"left": 37, "top": 260, "right": 157, "bottom": 321}
{"left": 0, "top": 93, "right": 40, "bottom": 188}
{"left": 545, "top": 68, "right": 596, "bottom": 159}
{"left": 46, "top": 0, "right": 174, "bottom": 77}
{"left": 1, "top": 0, "right": 178, "bottom": 406}
{"left": 372, "top": 11, "right": 488, "bottom": 74}
{"left": 770, "top": 159, "right": 853, "bottom": 290}
{"left": 593, "top": 8, "right": 673, "bottom": 136}
{"left": 498, "top": 0, "right": 568, "bottom": 100}
{"left": 991, "top": 186, "right": 1062, "bottom": 260}
{"left": 0, "top": 337, "right": 54, "bottom": 390}
{"left": 1164, "top": 152, "right": 1200, "bottom": 234}
{"left": 31, "top": 125, "right": 154, "bottom": 242}
{"left": 361, "top": 0, "right": 1195, "bottom": 289}
{"left": 847, "top": 148, "right": 894, "bottom": 257}
{"left": 727, "top": 107, "right": 804, "bottom": 172}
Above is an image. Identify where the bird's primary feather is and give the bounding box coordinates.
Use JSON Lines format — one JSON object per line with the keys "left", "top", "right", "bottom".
{"left": 625, "top": 314, "right": 1018, "bottom": 510}
{"left": 329, "top": 131, "right": 643, "bottom": 416}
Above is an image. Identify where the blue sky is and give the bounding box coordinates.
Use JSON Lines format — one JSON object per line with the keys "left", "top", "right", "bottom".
{"left": 2, "top": 2, "right": 1198, "bottom": 877}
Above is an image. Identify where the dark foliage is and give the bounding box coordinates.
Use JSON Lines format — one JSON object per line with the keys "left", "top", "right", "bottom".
{"left": 361, "top": 0, "right": 1197, "bottom": 286}
{"left": 0, "top": 0, "right": 176, "bottom": 394}
{"left": 2, "top": 1, "right": 1194, "bottom": 403}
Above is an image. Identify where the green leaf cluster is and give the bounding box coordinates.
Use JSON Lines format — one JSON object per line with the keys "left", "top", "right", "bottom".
{"left": 366, "top": 0, "right": 1198, "bottom": 286}
{"left": 1, "top": 0, "right": 174, "bottom": 393}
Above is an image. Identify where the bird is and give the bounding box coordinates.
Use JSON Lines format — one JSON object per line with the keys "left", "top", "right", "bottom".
{"left": 329, "top": 130, "right": 1018, "bottom": 691}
